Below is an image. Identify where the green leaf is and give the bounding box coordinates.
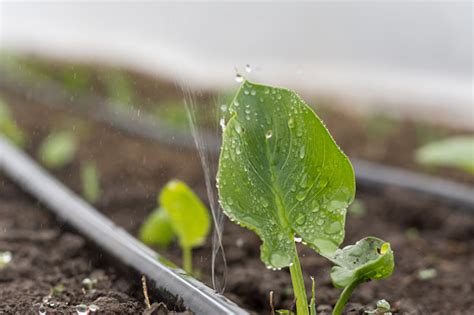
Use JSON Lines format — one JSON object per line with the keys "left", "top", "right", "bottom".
{"left": 415, "top": 136, "right": 474, "bottom": 174}
{"left": 217, "top": 80, "right": 355, "bottom": 268}
{"left": 38, "top": 131, "right": 77, "bottom": 169}
{"left": 0, "top": 99, "right": 26, "bottom": 147}
{"left": 325, "top": 237, "right": 394, "bottom": 288}
{"left": 160, "top": 180, "right": 210, "bottom": 248}
{"left": 80, "top": 161, "right": 102, "bottom": 203}
{"left": 139, "top": 207, "right": 175, "bottom": 247}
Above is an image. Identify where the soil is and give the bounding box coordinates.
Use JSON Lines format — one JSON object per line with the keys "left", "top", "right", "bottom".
{"left": 2, "top": 90, "right": 473, "bottom": 314}
{"left": 0, "top": 176, "right": 153, "bottom": 314}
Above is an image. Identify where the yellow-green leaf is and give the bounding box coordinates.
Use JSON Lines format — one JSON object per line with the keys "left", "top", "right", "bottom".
{"left": 38, "top": 131, "right": 77, "bottom": 169}
{"left": 139, "top": 207, "right": 175, "bottom": 247}
{"left": 325, "top": 237, "right": 394, "bottom": 288}
{"left": 160, "top": 180, "right": 210, "bottom": 248}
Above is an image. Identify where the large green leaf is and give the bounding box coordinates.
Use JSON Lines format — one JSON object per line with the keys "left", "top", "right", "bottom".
{"left": 217, "top": 80, "right": 355, "bottom": 268}
{"left": 139, "top": 207, "right": 175, "bottom": 247}
{"left": 160, "top": 180, "right": 210, "bottom": 248}
{"left": 325, "top": 237, "right": 394, "bottom": 288}
{"left": 415, "top": 136, "right": 474, "bottom": 174}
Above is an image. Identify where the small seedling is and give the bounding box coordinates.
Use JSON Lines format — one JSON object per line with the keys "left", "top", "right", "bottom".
{"left": 217, "top": 80, "right": 394, "bottom": 315}
{"left": 415, "top": 136, "right": 474, "bottom": 174}
{"left": 365, "top": 299, "right": 392, "bottom": 315}
{"left": 38, "top": 131, "right": 78, "bottom": 169}
{"left": 139, "top": 180, "right": 210, "bottom": 274}
{"left": 80, "top": 160, "right": 102, "bottom": 203}
{"left": 82, "top": 277, "right": 97, "bottom": 291}
{"left": 0, "top": 99, "right": 26, "bottom": 147}
{"left": 51, "top": 283, "right": 65, "bottom": 295}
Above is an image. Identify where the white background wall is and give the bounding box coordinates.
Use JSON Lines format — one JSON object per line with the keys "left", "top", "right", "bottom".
{"left": 0, "top": 1, "right": 472, "bottom": 127}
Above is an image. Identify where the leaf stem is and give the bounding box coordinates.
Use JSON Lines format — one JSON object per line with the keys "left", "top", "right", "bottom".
{"left": 182, "top": 245, "right": 192, "bottom": 274}
{"left": 332, "top": 280, "right": 360, "bottom": 315}
{"left": 289, "top": 245, "right": 309, "bottom": 315}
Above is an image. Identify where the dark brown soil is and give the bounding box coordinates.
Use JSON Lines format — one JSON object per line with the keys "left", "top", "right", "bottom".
{"left": 1, "top": 90, "right": 474, "bottom": 314}
{"left": 0, "top": 176, "right": 148, "bottom": 314}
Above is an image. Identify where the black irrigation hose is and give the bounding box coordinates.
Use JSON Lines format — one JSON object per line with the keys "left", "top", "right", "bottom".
{"left": 0, "top": 136, "right": 248, "bottom": 315}
{"left": 1, "top": 65, "right": 473, "bottom": 210}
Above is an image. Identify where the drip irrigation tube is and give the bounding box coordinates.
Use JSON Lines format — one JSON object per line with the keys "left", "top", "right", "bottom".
{"left": 0, "top": 136, "right": 248, "bottom": 315}
{"left": 1, "top": 65, "right": 473, "bottom": 209}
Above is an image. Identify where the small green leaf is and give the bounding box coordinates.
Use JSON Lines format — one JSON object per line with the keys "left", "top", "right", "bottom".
{"left": 217, "top": 80, "right": 355, "bottom": 268}
{"left": 38, "top": 131, "right": 77, "bottom": 169}
{"left": 325, "top": 237, "right": 394, "bottom": 288}
{"left": 80, "top": 161, "right": 102, "bottom": 203}
{"left": 160, "top": 180, "right": 210, "bottom": 248}
{"left": 0, "top": 99, "right": 26, "bottom": 147}
{"left": 415, "top": 136, "right": 474, "bottom": 174}
{"left": 139, "top": 207, "right": 175, "bottom": 247}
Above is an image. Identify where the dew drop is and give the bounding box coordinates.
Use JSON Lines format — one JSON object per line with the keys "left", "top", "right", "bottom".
{"left": 296, "top": 214, "right": 306, "bottom": 225}
{"left": 234, "top": 121, "right": 242, "bottom": 134}
{"left": 75, "top": 304, "right": 88, "bottom": 315}
{"left": 0, "top": 251, "right": 12, "bottom": 265}
{"left": 264, "top": 88, "right": 270, "bottom": 94}
{"left": 265, "top": 130, "right": 273, "bottom": 139}
{"left": 89, "top": 305, "right": 99, "bottom": 313}
{"left": 220, "top": 104, "right": 228, "bottom": 112}
{"left": 235, "top": 73, "right": 244, "bottom": 83}
{"left": 299, "top": 146, "right": 306, "bottom": 159}
{"left": 244, "top": 90, "right": 249, "bottom": 95}
{"left": 270, "top": 252, "right": 290, "bottom": 267}
{"left": 245, "top": 64, "right": 252, "bottom": 73}
{"left": 251, "top": 90, "right": 257, "bottom": 96}
{"left": 219, "top": 118, "right": 226, "bottom": 131}
{"left": 234, "top": 100, "right": 240, "bottom": 107}
{"left": 325, "top": 221, "right": 342, "bottom": 234}
{"left": 294, "top": 236, "right": 302, "bottom": 243}
{"left": 287, "top": 117, "right": 295, "bottom": 129}
{"left": 296, "top": 190, "right": 307, "bottom": 201}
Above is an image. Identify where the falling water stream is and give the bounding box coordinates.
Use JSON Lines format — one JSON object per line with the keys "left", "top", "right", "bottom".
{"left": 180, "top": 66, "right": 253, "bottom": 293}
{"left": 181, "top": 84, "right": 228, "bottom": 293}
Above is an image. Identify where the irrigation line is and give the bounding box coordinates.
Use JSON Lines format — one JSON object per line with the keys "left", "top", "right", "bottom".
{"left": 0, "top": 136, "right": 248, "bottom": 315}
{"left": 1, "top": 66, "right": 473, "bottom": 210}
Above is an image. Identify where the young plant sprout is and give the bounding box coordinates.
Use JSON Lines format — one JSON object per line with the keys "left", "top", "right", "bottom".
{"left": 217, "top": 80, "right": 394, "bottom": 315}
{"left": 80, "top": 160, "right": 102, "bottom": 204}
{"left": 0, "top": 99, "right": 26, "bottom": 147}
{"left": 365, "top": 299, "right": 392, "bottom": 315}
{"left": 415, "top": 136, "right": 474, "bottom": 174}
{"left": 38, "top": 131, "right": 78, "bottom": 169}
{"left": 139, "top": 180, "right": 210, "bottom": 274}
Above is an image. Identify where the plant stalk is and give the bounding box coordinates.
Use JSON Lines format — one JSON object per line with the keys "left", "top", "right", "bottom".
{"left": 289, "top": 245, "right": 309, "bottom": 315}
{"left": 332, "top": 280, "right": 360, "bottom": 315}
{"left": 182, "top": 245, "right": 192, "bottom": 274}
